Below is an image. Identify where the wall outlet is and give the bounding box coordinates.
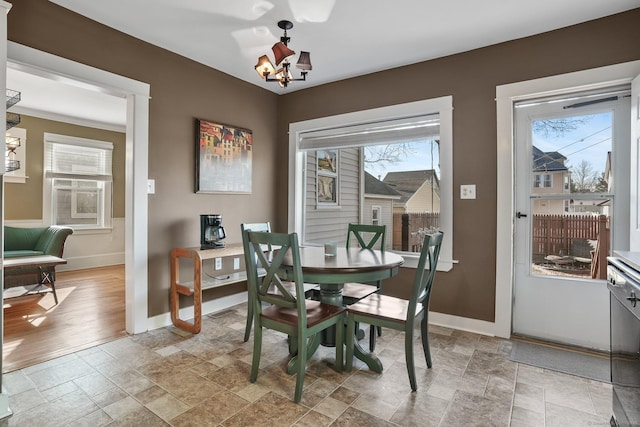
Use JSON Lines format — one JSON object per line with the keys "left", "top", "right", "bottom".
{"left": 215, "top": 257, "right": 222, "bottom": 270}
{"left": 233, "top": 257, "right": 240, "bottom": 270}
{"left": 460, "top": 184, "right": 476, "bottom": 199}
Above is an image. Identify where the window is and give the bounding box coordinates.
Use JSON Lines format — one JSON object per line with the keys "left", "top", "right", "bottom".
{"left": 533, "top": 173, "right": 552, "bottom": 188}
{"left": 317, "top": 150, "right": 338, "bottom": 205}
{"left": 44, "top": 133, "right": 113, "bottom": 230}
{"left": 372, "top": 206, "right": 381, "bottom": 225}
{"left": 289, "top": 97, "right": 453, "bottom": 271}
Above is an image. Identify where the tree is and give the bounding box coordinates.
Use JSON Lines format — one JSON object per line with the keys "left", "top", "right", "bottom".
{"left": 533, "top": 117, "right": 589, "bottom": 138}
{"left": 570, "top": 160, "right": 599, "bottom": 192}
{"left": 594, "top": 172, "right": 608, "bottom": 192}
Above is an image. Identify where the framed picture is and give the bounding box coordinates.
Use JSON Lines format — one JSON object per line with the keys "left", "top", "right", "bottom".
{"left": 196, "top": 119, "right": 253, "bottom": 194}
{"left": 317, "top": 149, "right": 338, "bottom": 204}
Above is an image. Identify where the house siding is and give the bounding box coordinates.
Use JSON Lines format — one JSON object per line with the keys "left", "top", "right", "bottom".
{"left": 405, "top": 182, "right": 441, "bottom": 213}
{"left": 304, "top": 148, "right": 360, "bottom": 246}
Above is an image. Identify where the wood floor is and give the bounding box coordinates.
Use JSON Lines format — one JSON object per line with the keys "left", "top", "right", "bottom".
{"left": 2, "top": 265, "right": 126, "bottom": 373}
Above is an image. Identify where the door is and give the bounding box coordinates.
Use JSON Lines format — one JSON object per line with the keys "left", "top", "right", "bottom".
{"left": 513, "top": 87, "right": 631, "bottom": 349}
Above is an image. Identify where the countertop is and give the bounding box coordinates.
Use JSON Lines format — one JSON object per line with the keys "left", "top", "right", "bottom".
{"left": 612, "top": 250, "right": 640, "bottom": 272}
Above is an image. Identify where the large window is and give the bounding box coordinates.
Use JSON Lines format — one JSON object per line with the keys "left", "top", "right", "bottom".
{"left": 289, "top": 97, "right": 453, "bottom": 271}
{"left": 44, "top": 133, "right": 113, "bottom": 230}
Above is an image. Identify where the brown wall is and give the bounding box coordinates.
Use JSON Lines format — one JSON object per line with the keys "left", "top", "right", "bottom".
{"left": 276, "top": 9, "right": 640, "bottom": 322}
{"left": 7, "top": 1, "right": 279, "bottom": 317}
{"left": 4, "top": 115, "right": 126, "bottom": 220}
{"left": 7, "top": 2, "right": 640, "bottom": 323}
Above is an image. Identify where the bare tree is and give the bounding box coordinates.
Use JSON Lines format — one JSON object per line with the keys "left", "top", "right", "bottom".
{"left": 533, "top": 117, "right": 588, "bottom": 138}
{"left": 570, "top": 160, "right": 599, "bottom": 192}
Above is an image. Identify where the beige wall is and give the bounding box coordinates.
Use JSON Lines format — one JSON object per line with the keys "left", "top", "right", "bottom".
{"left": 4, "top": 115, "right": 126, "bottom": 220}
{"left": 8, "top": 2, "right": 640, "bottom": 324}
{"left": 276, "top": 9, "right": 640, "bottom": 322}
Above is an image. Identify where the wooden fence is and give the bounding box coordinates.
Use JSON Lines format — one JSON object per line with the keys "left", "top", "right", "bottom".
{"left": 392, "top": 212, "right": 608, "bottom": 278}
{"left": 532, "top": 213, "right": 609, "bottom": 279}
{"left": 392, "top": 212, "right": 440, "bottom": 251}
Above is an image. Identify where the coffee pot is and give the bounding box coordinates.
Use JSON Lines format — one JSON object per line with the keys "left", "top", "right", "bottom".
{"left": 200, "top": 214, "right": 226, "bottom": 249}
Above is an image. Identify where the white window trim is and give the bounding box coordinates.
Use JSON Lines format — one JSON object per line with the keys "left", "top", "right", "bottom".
{"left": 43, "top": 133, "right": 114, "bottom": 231}
{"left": 289, "top": 96, "right": 454, "bottom": 271}
{"left": 495, "top": 60, "right": 640, "bottom": 339}
{"left": 372, "top": 205, "right": 381, "bottom": 225}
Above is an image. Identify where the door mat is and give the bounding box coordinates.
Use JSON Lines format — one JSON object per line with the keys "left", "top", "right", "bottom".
{"left": 510, "top": 340, "right": 610, "bottom": 383}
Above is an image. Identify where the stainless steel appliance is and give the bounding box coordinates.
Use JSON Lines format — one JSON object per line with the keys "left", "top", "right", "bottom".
{"left": 200, "top": 214, "right": 226, "bottom": 249}
{"left": 607, "top": 253, "right": 640, "bottom": 427}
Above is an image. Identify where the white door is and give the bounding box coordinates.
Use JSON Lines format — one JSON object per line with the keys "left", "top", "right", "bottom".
{"left": 513, "top": 87, "right": 631, "bottom": 349}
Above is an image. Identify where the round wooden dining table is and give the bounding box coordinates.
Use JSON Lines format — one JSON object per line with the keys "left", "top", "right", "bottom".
{"left": 282, "top": 246, "right": 404, "bottom": 373}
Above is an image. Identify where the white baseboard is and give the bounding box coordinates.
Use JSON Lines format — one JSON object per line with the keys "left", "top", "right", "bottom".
{"left": 428, "top": 311, "right": 496, "bottom": 337}
{"left": 146, "top": 292, "right": 248, "bottom": 332}
{"left": 57, "top": 252, "right": 125, "bottom": 271}
{"left": 144, "top": 294, "right": 496, "bottom": 339}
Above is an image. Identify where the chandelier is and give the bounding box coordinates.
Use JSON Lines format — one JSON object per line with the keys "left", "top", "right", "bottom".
{"left": 254, "top": 20, "right": 311, "bottom": 88}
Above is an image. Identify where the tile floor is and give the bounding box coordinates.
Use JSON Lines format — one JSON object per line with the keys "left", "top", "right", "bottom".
{"left": 3, "top": 303, "right": 613, "bottom": 426}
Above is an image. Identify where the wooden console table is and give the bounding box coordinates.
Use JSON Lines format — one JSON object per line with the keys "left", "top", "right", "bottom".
{"left": 170, "top": 244, "right": 252, "bottom": 334}
{"left": 3, "top": 255, "right": 67, "bottom": 304}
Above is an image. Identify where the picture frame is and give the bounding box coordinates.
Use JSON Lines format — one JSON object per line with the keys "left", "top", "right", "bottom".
{"left": 196, "top": 119, "right": 253, "bottom": 194}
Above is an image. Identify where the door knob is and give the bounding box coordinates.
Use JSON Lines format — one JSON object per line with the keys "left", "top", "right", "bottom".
{"left": 516, "top": 212, "right": 528, "bottom": 219}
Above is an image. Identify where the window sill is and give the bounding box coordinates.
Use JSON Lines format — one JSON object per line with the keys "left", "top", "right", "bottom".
{"left": 393, "top": 250, "right": 455, "bottom": 272}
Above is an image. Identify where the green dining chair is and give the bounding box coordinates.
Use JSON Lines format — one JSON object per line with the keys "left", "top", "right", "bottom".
{"left": 345, "top": 231, "right": 443, "bottom": 391}
{"left": 343, "top": 223, "right": 386, "bottom": 351}
{"left": 242, "top": 229, "right": 345, "bottom": 403}
{"left": 240, "top": 222, "right": 271, "bottom": 342}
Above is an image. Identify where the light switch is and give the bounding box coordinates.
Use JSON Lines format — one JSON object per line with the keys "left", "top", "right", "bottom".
{"left": 147, "top": 179, "right": 155, "bottom": 194}
{"left": 460, "top": 184, "right": 476, "bottom": 199}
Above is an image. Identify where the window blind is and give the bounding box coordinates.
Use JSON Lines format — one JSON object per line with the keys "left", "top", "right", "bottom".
{"left": 298, "top": 114, "right": 440, "bottom": 151}
{"left": 44, "top": 134, "right": 113, "bottom": 181}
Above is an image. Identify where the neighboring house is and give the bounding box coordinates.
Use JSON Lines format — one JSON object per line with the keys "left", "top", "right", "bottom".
{"left": 382, "top": 170, "right": 440, "bottom": 214}
{"left": 532, "top": 146, "right": 571, "bottom": 214}
{"left": 363, "top": 172, "right": 402, "bottom": 250}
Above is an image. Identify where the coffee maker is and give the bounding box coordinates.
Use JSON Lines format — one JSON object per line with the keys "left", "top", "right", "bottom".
{"left": 200, "top": 214, "right": 226, "bottom": 249}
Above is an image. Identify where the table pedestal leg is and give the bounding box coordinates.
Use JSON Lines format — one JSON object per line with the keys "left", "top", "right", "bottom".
{"left": 319, "top": 284, "right": 342, "bottom": 346}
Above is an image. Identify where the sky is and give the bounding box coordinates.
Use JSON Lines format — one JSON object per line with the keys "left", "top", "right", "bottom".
{"left": 364, "top": 139, "right": 440, "bottom": 181}
{"left": 531, "top": 112, "right": 612, "bottom": 175}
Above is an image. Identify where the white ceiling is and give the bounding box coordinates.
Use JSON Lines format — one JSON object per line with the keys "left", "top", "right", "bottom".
{"left": 7, "top": 0, "right": 639, "bottom": 129}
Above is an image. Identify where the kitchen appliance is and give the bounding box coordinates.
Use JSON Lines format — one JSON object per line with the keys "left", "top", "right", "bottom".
{"left": 200, "top": 214, "right": 226, "bottom": 249}
{"left": 607, "top": 253, "right": 640, "bottom": 427}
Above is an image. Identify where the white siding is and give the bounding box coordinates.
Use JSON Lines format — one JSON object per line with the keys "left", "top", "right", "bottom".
{"left": 304, "top": 149, "right": 360, "bottom": 246}
{"left": 363, "top": 196, "right": 395, "bottom": 250}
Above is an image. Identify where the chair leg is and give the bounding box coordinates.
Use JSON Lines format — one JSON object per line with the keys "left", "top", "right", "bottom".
{"left": 293, "top": 333, "right": 307, "bottom": 403}
{"left": 335, "top": 317, "right": 344, "bottom": 371}
{"left": 250, "top": 325, "right": 263, "bottom": 383}
{"left": 405, "top": 329, "right": 417, "bottom": 391}
{"left": 420, "top": 314, "right": 432, "bottom": 369}
{"left": 243, "top": 302, "right": 253, "bottom": 342}
{"left": 369, "top": 325, "right": 377, "bottom": 352}
{"left": 345, "top": 314, "right": 356, "bottom": 371}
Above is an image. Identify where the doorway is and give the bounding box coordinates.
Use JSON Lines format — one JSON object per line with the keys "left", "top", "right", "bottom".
{"left": 494, "top": 60, "right": 640, "bottom": 349}
{"left": 5, "top": 42, "right": 150, "bottom": 335}
{"left": 512, "top": 89, "right": 630, "bottom": 349}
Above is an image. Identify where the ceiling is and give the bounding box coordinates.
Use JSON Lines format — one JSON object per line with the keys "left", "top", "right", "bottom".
{"left": 7, "top": 0, "right": 639, "bottom": 129}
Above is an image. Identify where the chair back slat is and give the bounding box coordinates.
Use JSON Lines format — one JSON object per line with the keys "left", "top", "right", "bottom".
{"left": 408, "top": 232, "right": 444, "bottom": 318}
{"left": 242, "top": 229, "right": 307, "bottom": 317}
{"left": 346, "top": 223, "right": 386, "bottom": 250}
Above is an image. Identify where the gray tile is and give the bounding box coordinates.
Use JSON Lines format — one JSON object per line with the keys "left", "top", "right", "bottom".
{"left": 4, "top": 302, "right": 615, "bottom": 427}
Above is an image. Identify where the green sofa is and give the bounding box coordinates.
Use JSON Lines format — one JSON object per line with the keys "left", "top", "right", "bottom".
{"left": 4, "top": 225, "right": 74, "bottom": 289}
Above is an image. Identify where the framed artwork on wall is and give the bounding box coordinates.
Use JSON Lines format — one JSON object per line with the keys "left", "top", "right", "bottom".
{"left": 196, "top": 119, "right": 253, "bottom": 194}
